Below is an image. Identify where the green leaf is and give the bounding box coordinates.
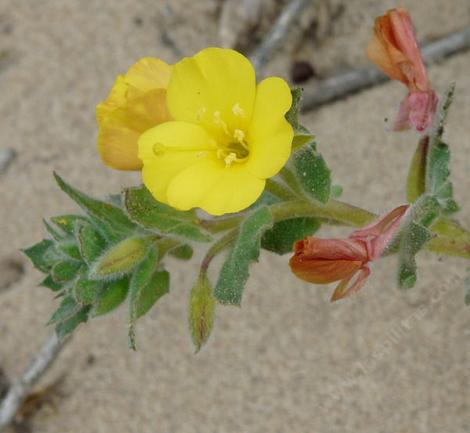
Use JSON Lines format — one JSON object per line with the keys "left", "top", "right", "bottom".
{"left": 73, "top": 273, "right": 103, "bottom": 305}
{"left": 285, "top": 88, "right": 314, "bottom": 150}
{"left": 76, "top": 221, "right": 107, "bottom": 265}
{"left": 189, "top": 273, "right": 216, "bottom": 352}
{"left": 398, "top": 222, "right": 433, "bottom": 289}
{"left": 55, "top": 306, "right": 90, "bottom": 340}
{"left": 291, "top": 142, "right": 331, "bottom": 204}
{"left": 134, "top": 270, "right": 169, "bottom": 319}
{"left": 54, "top": 173, "right": 135, "bottom": 239}
{"left": 431, "top": 218, "right": 470, "bottom": 241}
{"left": 423, "top": 83, "right": 459, "bottom": 213}
{"left": 40, "top": 275, "right": 65, "bottom": 292}
{"left": 91, "top": 278, "right": 129, "bottom": 317}
{"left": 51, "top": 214, "right": 88, "bottom": 236}
{"left": 330, "top": 184, "right": 343, "bottom": 199}
{"left": 43, "top": 219, "right": 66, "bottom": 241}
{"left": 394, "top": 196, "right": 439, "bottom": 289}
{"left": 124, "top": 186, "right": 212, "bottom": 242}
{"left": 89, "top": 236, "right": 150, "bottom": 280}
{"left": 128, "top": 252, "right": 170, "bottom": 350}
{"left": 262, "top": 217, "right": 320, "bottom": 255}
{"left": 169, "top": 244, "right": 194, "bottom": 261}
{"left": 22, "top": 240, "right": 60, "bottom": 273}
{"left": 406, "top": 136, "right": 428, "bottom": 203}
{"left": 51, "top": 260, "right": 82, "bottom": 283}
{"left": 56, "top": 239, "right": 82, "bottom": 261}
{"left": 48, "top": 296, "right": 81, "bottom": 325}
{"left": 214, "top": 206, "right": 273, "bottom": 305}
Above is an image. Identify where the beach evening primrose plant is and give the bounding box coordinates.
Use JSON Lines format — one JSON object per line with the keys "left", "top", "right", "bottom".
{"left": 22, "top": 9, "right": 470, "bottom": 352}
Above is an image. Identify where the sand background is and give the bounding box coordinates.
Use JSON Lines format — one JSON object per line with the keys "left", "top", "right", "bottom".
{"left": 0, "top": 0, "right": 469, "bottom": 432}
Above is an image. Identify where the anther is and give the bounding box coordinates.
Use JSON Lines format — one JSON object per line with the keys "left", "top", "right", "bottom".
{"left": 224, "top": 152, "right": 237, "bottom": 167}
{"left": 232, "top": 103, "right": 245, "bottom": 117}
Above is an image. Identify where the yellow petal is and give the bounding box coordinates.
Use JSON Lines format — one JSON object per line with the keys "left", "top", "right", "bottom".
{"left": 166, "top": 160, "right": 265, "bottom": 215}
{"left": 139, "top": 121, "right": 217, "bottom": 203}
{"left": 167, "top": 48, "right": 256, "bottom": 134}
{"left": 96, "top": 75, "right": 128, "bottom": 124}
{"left": 245, "top": 77, "right": 293, "bottom": 179}
{"left": 125, "top": 57, "right": 172, "bottom": 94}
{"left": 98, "top": 89, "right": 170, "bottom": 171}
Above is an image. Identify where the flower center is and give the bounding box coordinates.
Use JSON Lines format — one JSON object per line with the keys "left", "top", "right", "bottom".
{"left": 211, "top": 106, "right": 250, "bottom": 167}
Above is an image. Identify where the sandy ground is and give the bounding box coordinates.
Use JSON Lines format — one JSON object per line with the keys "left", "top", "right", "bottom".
{"left": 0, "top": 1, "right": 469, "bottom": 432}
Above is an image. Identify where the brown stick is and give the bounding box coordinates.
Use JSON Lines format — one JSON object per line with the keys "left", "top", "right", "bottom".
{"left": 0, "top": 333, "right": 68, "bottom": 431}
{"left": 301, "top": 27, "right": 470, "bottom": 111}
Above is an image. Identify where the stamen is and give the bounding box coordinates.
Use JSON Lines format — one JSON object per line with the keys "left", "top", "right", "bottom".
{"left": 213, "top": 111, "right": 229, "bottom": 135}
{"left": 232, "top": 103, "right": 245, "bottom": 117}
{"left": 196, "top": 107, "right": 207, "bottom": 121}
{"left": 224, "top": 152, "right": 237, "bottom": 167}
{"left": 233, "top": 129, "right": 245, "bottom": 143}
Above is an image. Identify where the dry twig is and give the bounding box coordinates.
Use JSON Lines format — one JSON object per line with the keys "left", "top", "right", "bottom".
{"left": 250, "top": 0, "right": 311, "bottom": 73}
{"left": 301, "top": 27, "right": 470, "bottom": 111}
{"left": 0, "top": 333, "right": 68, "bottom": 431}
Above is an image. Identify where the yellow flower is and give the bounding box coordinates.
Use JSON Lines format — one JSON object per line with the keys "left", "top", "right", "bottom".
{"left": 138, "top": 48, "right": 293, "bottom": 215}
{"left": 97, "top": 58, "right": 172, "bottom": 170}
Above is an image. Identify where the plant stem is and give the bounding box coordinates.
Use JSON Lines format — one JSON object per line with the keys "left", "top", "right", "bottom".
{"left": 201, "top": 198, "right": 376, "bottom": 234}
{"left": 265, "top": 179, "right": 295, "bottom": 200}
{"left": 200, "top": 229, "right": 239, "bottom": 273}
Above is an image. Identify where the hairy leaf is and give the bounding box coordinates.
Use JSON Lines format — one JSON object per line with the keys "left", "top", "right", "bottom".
{"left": 23, "top": 240, "right": 60, "bottom": 273}
{"left": 55, "top": 306, "right": 90, "bottom": 340}
{"left": 291, "top": 142, "right": 331, "bottom": 204}
{"left": 214, "top": 206, "right": 273, "bottom": 305}
{"left": 54, "top": 173, "right": 135, "bottom": 239}
{"left": 51, "top": 260, "right": 82, "bottom": 283}
{"left": 169, "top": 244, "right": 194, "bottom": 261}
{"left": 285, "top": 88, "right": 314, "bottom": 150}
{"left": 124, "top": 186, "right": 212, "bottom": 242}
{"left": 91, "top": 278, "right": 129, "bottom": 317}
{"left": 262, "top": 217, "right": 321, "bottom": 255}
{"left": 406, "top": 136, "right": 428, "bottom": 203}
{"left": 76, "top": 221, "right": 107, "bottom": 264}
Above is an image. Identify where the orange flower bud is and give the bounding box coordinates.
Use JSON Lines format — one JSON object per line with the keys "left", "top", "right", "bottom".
{"left": 290, "top": 205, "right": 409, "bottom": 301}
{"left": 366, "top": 9, "right": 438, "bottom": 132}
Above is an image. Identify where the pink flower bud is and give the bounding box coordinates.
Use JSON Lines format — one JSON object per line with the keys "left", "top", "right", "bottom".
{"left": 289, "top": 205, "right": 409, "bottom": 301}
{"left": 366, "top": 8, "right": 438, "bottom": 132}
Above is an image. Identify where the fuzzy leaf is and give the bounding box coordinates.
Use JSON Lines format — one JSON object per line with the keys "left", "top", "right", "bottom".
{"left": 48, "top": 296, "right": 81, "bottom": 325}
{"left": 214, "top": 206, "right": 273, "bottom": 305}
{"left": 169, "top": 244, "right": 194, "bottom": 261}
{"left": 56, "top": 239, "right": 82, "bottom": 261}
{"left": 90, "top": 237, "right": 149, "bottom": 280}
{"left": 76, "top": 221, "right": 107, "bottom": 265}
{"left": 91, "top": 278, "right": 129, "bottom": 317}
{"left": 23, "top": 240, "right": 60, "bottom": 273}
{"left": 55, "top": 306, "right": 90, "bottom": 340}
{"left": 54, "top": 173, "right": 135, "bottom": 239}
{"left": 395, "top": 196, "right": 440, "bottom": 289}
{"left": 189, "top": 273, "right": 216, "bottom": 352}
{"left": 73, "top": 273, "right": 103, "bottom": 305}
{"left": 40, "top": 275, "right": 64, "bottom": 292}
{"left": 129, "top": 263, "right": 170, "bottom": 350}
{"left": 51, "top": 215, "right": 88, "bottom": 236}
{"left": 285, "top": 88, "right": 314, "bottom": 150}
{"left": 262, "top": 217, "right": 321, "bottom": 255}
{"left": 51, "top": 260, "right": 82, "bottom": 283}
{"left": 292, "top": 142, "right": 331, "bottom": 204}
{"left": 124, "top": 186, "right": 212, "bottom": 242}
{"left": 406, "top": 136, "right": 428, "bottom": 203}
{"left": 398, "top": 222, "right": 433, "bottom": 289}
